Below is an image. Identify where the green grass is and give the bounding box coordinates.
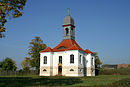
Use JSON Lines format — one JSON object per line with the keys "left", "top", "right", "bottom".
{"left": 0, "top": 75, "right": 130, "bottom": 87}
{"left": 74, "top": 75, "right": 130, "bottom": 86}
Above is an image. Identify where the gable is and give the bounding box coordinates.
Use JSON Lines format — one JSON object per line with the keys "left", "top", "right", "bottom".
{"left": 57, "top": 46, "right": 66, "bottom": 49}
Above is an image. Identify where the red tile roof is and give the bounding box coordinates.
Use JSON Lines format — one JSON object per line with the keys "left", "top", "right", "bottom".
{"left": 84, "top": 49, "right": 94, "bottom": 54}
{"left": 40, "top": 47, "right": 52, "bottom": 52}
{"left": 40, "top": 39, "right": 93, "bottom": 54}
{"left": 52, "top": 39, "right": 84, "bottom": 52}
{"left": 67, "top": 44, "right": 80, "bottom": 50}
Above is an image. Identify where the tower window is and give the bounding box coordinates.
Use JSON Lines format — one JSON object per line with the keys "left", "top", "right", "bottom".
{"left": 43, "top": 56, "right": 47, "bottom": 64}
{"left": 70, "top": 54, "right": 74, "bottom": 63}
{"left": 59, "top": 56, "right": 62, "bottom": 64}
{"left": 65, "top": 28, "right": 69, "bottom": 36}
{"left": 71, "top": 28, "right": 73, "bottom": 36}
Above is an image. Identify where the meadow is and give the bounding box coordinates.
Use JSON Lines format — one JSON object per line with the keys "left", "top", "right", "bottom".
{"left": 0, "top": 75, "right": 130, "bottom": 87}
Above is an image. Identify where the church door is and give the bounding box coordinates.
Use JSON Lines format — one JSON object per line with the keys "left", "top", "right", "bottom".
{"left": 58, "top": 56, "right": 62, "bottom": 75}
{"left": 58, "top": 66, "right": 62, "bottom": 75}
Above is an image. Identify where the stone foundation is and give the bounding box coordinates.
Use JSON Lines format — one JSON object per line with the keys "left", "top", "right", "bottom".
{"left": 40, "top": 66, "right": 95, "bottom": 76}
{"left": 40, "top": 66, "right": 80, "bottom": 76}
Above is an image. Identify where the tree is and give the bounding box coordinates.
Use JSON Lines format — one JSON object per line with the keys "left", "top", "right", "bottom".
{"left": 0, "top": 61, "right": 3, "bottom": 70}
{"left": 1, "top": 57, "right": 17, "bottom": 71}
{"left": 28, "top": 36, "right": 47, "bottom": 70}
{"left": 0, "top": 0, "right": 27, "bottom": 38}
{"left": 21, "top": 57, "right": 30, "bottom": 71}
{"left": 94, "top": 52, "right": 102, "bottom": 68}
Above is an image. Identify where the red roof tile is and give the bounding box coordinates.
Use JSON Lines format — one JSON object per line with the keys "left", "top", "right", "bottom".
{"left": 67, "top": 44, "right": 80, "bottom": 50}
{"left": 84, "top": 49, "right": 94, "bottom": 54}
{"left": 52, "top": 39, "right": 84, "bottom": 52}
{"left": 40, "top": 47, "right": 52, "bottom": 52}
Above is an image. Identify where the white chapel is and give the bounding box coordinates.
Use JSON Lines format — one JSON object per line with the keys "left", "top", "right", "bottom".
{"left": 40, "top": 10, "right": 95, "bottom": 76}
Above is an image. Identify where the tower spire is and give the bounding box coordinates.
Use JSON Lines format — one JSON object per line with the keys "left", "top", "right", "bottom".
{"left": 63, "top": 9, "right": 75, "bottom": 40}
{"left": 68, "top": 8, "right": 70, "bottom": 16}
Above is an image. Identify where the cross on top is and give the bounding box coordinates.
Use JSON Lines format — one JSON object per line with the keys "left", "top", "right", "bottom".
{"left": 68, "top": 8, "right": 70, "bottom": 16}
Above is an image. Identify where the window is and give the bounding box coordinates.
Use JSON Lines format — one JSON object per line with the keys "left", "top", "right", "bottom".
{"left": 70, "top": 69, "right": 74, "bottom": 71}
{"left": 43, "top": 69, "right": 47, "bottom": 72}
{"left": 59, "top": 56, "right": 62, "bottom": 64}
{"left": 86, "top": 60, "right": 88, "bottom": 63}
{"left": 91, "top": 68, "right": 94, "bottom": 72}
{"left": 71, "top": 28, "right": 73, "bottom": 36}
{"left": 79, "top": 55, "right": 81, "bottom": 64}
{"left": 79, "top": 69, "right": 82, "bottom": 72}
{"left": 43, "top": 56, "right": 47, "bottom": 64}
{"left": 65, "top": 28, "right": 69, "bottom": 36}
{"left": 91, "top": 57, "right": 93, "bottom": 66}
{"left": 70, "top": 54, "right": 74, "bottom": 63}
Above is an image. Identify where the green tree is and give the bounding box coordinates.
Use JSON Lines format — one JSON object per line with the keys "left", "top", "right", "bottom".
{"left": 94, "top": 52, "right": 102, "bottom": 68}
{"left": 0, "top": 61, "right": 3, "bottom": 70}
{"left": 0, "top": 0, "right": 27, "bottom": 38}
{"left": 28, "top": 36, "right": 47, "bottom": 70}
{"left": 21, "top": 57, "right": 30, "bottom": 71}
{"left": 1, "top": 57, "right": 17, "bottom": 71}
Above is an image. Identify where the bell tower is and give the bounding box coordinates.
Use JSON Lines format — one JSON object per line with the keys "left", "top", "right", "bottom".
{"left": 63, "top": 9, "right": 75, "bottom": 40}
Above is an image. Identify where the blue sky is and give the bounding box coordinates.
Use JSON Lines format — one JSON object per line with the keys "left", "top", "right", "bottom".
{"left": 0, "top": 0, "right": 130, "bottom": 69}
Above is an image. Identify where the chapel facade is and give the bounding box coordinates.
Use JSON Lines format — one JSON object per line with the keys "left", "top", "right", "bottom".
{"left": 40, "top": 11, "right": 95, "bottom": 76}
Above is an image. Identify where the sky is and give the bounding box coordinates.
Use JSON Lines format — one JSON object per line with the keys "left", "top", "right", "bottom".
{"left": 0, "top": 0, "right": 130, "bottom": 69}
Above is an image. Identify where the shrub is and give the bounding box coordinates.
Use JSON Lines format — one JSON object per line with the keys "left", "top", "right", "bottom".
{"left": 88, "top": 78, "right": 130, "bottom": 87}
{"left": 98, "top": 68, "right": 130, "bottom": 75}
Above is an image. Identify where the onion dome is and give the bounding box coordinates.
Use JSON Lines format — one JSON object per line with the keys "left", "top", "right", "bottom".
{"left": 63, "top": 8, "right": 74, "bottom": 25}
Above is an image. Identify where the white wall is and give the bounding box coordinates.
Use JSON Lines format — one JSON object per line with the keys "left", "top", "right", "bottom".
{"left": 52, "top": 50, "right": 79, "bottom": 76}
{"left": 40, "top": 52, "right": 53, "bottom": 67}
{"left": 40, "top": 50, "right": 95, "bottom": 76}
{"left": 78, "top": 50, "right": 86, "bottom": 76}
{"left": 86, "top": 54, "right": 95, "bottom": 76}
{"left": 40, "top": 52, "right": 53, "bottom": 76}
{"left": 64, "top": 50, "right": 79, "bottom": 66}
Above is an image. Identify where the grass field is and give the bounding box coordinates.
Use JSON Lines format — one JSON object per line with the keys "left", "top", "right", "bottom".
{"left": 0, "top": 75, "right": 130, "bottom": 87}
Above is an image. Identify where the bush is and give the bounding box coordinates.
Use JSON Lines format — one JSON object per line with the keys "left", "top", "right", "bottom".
{"left": 89, "top": 78, "right": 130, "bottom": 87}
{"left": 98, "top": 68, "right": 130, "bottom": 75}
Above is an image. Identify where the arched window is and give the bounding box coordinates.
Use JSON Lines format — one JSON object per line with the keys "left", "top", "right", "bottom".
{"left": 91, "top": 57, "right": 93, "bottom": 66}
{"left": 79, "top": 55, "right": 82, "bottom": 64}
{"left": 43, "top": 69, "right": 47, "bottom": 72}
{"left": 43, "top": 56, "right": 47, "bottom": 64}
{"left": 59, "top": 56, "right": 62, "bottom": 64}
{"left": 70, "top": 54, "right": 74, "bottom": 63}
{"left": 70, "top": 69, "right": 74, "bottom": 71}
{"left": 65, "top": 28, "right": 69, "bottom": 36}
{"left": 71, "top": 28, "right": 73, "bottom": 36}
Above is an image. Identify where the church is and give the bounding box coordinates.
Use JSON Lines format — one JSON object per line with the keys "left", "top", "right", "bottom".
{"left": 40, "top": 11, "right": 95, "bottom": 76}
